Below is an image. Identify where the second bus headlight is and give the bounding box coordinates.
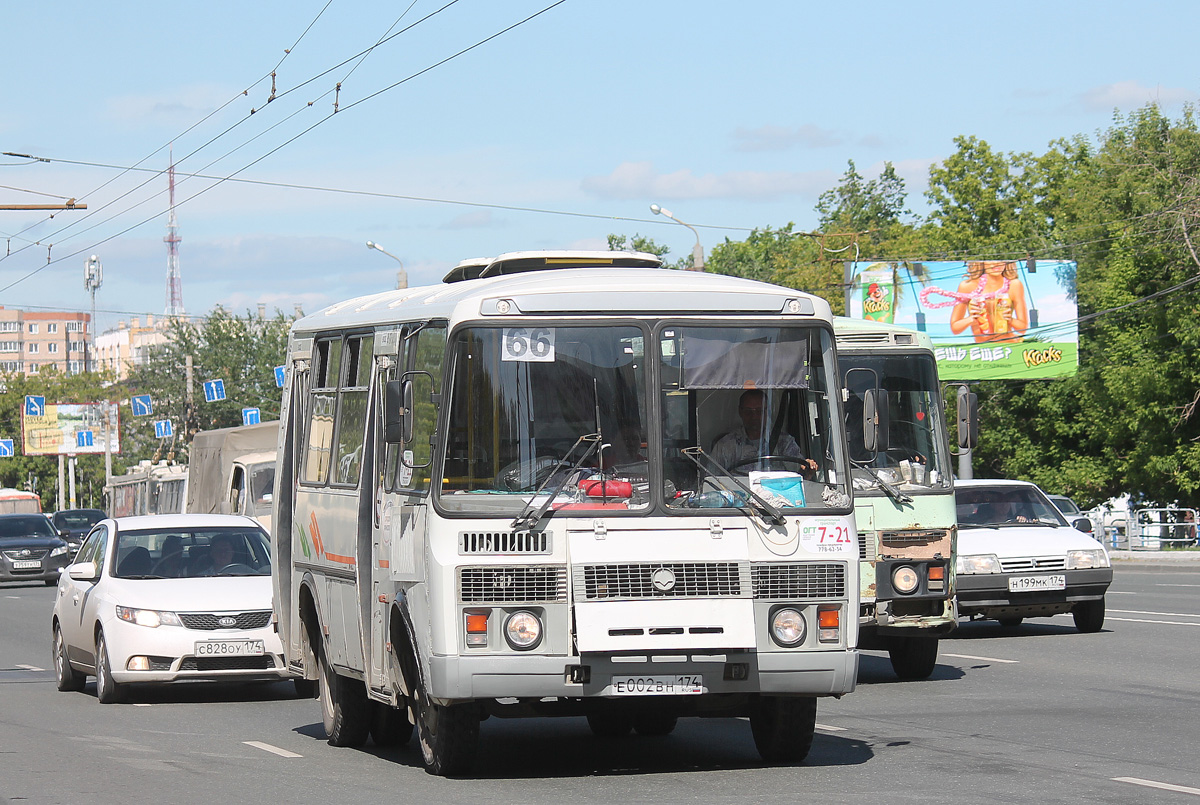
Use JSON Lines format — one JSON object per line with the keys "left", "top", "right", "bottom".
{"left": 770, "top": 608, "right": 807, "bottom": 647}
{"left": 504, "top": 611, "right": 542, "bottom": 650}
{"left": 892, "top": 565, "right": 920, "bottom": 595}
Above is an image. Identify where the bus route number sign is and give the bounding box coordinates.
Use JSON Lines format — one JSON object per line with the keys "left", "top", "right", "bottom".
{"left": 502, "top": 327, "right": 555, "bottom": 363}
{"left": 800, "top": 519, "right": 855, "bottom": 554}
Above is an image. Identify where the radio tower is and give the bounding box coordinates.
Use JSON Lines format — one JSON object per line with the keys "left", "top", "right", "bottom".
{"left": 164, "top": 155, "right": 185, "bottom": 316}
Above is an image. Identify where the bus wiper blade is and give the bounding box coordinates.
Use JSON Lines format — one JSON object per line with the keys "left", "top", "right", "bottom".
{"left": 854, "top": 462, "right": 913, "bottom": 504}
{"left": 680, "top": 446, "right": 786, "bottom": 526}
{"left": 511, "top": 433, "right": 602, "bottom": 530}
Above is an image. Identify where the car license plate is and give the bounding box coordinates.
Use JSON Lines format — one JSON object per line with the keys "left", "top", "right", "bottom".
{"left": 611, "top": 675, "right": 704, "bottom": 696}
{"left": 1009, "top": 574, "right": 1066, "bottom": 592}
{"left": 11, "top": 560, "right": 41, "bottom": 570}
{"left": 195, "top": 640, "right": 266, "bottom": 657}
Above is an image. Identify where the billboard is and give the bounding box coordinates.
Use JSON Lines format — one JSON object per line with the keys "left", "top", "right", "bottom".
{"left": 21, "top": 402, "right": 120, "bottom": 456}
{"left": 846, "top": 260, "right": 1079, "bottom": 381}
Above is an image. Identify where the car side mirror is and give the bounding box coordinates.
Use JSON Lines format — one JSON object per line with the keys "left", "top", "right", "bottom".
{"left": 1072, "top": 517, "right": 1093, "bottom": 533}
{"left": 58, "top": 528, "right": 69, "bottom": 538}
{"left": 68, "top": 561, "right": 98, "bottom": 581}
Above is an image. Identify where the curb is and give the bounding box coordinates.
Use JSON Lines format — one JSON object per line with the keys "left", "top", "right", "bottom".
{"left": 1109, "top": 550, "right": 1200, "bottom": 562}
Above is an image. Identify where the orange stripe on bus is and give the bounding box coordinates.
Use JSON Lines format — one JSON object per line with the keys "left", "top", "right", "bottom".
{"left": 325, "top": 552, "right": 356, "bottom": 565}
{"left": 378, "top": 560, "right": 390, "bottom": 568}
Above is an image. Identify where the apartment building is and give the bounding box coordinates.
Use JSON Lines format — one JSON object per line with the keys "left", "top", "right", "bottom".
{"left": 93, "top": 315, "right": 172, "bottom": 381}
{"left": 0, "top": 308, "right": 91, "bottom": 376}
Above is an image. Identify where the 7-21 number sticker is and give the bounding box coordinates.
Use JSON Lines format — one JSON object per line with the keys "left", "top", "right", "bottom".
{"left": 502, "top": 327, "right": 555, "bottom": 362}
{"left": 799, "top": 519, "right": 855, "bottom": 554}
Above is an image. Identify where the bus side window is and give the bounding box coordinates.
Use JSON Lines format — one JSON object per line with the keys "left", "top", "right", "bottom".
{"left": 331, "top": 333, "right": 373, "bottom": 487}
{"left": 398, "top": 324, "right": 446, "bottom": 492}
{"left": 302, "top": 336, "right": 341, "bottom": 485}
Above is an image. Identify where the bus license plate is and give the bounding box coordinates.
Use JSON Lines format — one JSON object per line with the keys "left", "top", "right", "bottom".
{"left": 611, "top": 675, "right": 704, "bottom": 696}
{"left": 1008, "top": 574, "right": 1066, "bottom": 592}
{"left": 195, "top": 640, "right": 266, "bottom": 657}
{"left": 11, "top": 560, "right": 41, "bottom": 569}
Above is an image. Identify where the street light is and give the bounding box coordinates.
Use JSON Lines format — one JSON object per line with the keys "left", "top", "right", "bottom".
{"left": 366, "top": 240, "right": 408, "bottom": 289}
{"left": 650, "top": 204, "right": 704, "bottom": 271}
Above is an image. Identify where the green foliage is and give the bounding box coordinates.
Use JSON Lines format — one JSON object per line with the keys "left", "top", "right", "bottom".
{"left": 607, "top": 234, "right": 690, "bottom": 270}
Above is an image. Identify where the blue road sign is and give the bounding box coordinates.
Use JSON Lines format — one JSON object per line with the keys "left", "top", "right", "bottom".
{"left": 154, "top": 420, "right": 173, "bottom": 439}
{"left": 76, "top": 431, "right": 94, "bottom": 448}
{"left": 24, "top": 396, "right": 45, "bottom": 416}
{"left": 0, "top": 439, "right": 13, "bottom": 457}
{"left": 274, "top": 365, "right": 286, "bottom": 388}
{"left": 203, "top": 379, "right": 226, "bottom": 403}
{"left": 131, "top": 395, "right": 153, "bottom": 416}
{"left": 241, "top": 407, "right": 261, "bottom": 426}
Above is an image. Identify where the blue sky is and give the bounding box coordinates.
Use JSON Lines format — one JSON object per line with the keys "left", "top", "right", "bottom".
{"left": 1, "top": 1, "right": 1196, "bottom": 335}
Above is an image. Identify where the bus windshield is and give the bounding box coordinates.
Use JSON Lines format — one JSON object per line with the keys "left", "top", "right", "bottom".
{"left": 839, "top": 352, "right": 952, "bottom": 491}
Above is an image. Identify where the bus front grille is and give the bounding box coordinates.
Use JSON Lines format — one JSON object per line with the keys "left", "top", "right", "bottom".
{"left": 458, "top": 565, "right": 568, "bottom": 603}
{"left": 751, "top": 563, "right": 847, "bottom": 600}
{"left": 574, "top": 562, "right": 747, "bottom": 601}
{"left": 459, "top": 530, "right": 550, "bottom": 555}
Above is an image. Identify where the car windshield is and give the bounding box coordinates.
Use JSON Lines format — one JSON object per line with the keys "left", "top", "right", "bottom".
{"left": 113, "top": 525, "right": 272, "bottom": 579}
{"left": 53, "top": 510, "right": 103, "bottom": 529}
{"left": 956, "top": 486, "right": 1068, "bottom": 528}
{"left": 0, "top": 515, "right": 55, "bottom": 538}
{"left": 1050, "top": 496, "right": 1081, "bottom": 516}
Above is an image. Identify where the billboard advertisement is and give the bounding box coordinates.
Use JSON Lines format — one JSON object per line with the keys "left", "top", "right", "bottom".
{"left": 846, "top": 260, "right": 1079, "bottom": 381}
{"left": 21, "top": 402, "right": 120, "bottom": 456}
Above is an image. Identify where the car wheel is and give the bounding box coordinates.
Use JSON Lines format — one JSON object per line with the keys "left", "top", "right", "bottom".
{"left": 749, "top": 695, "right": 817, "bottom": 763}
{"left": 633, "top": 712, "right": 678, "bottom": 736}
{"left": 1073, "top": 598, "right": 1105, "bottom": 633}
{"left": 53, "top": 624, "right": 85, "bottom": 692}
{"left": 95, "top": 632, "right": 126, "bottom": 704}
{"left": 586, "top": 710, "right": 634, "bottom": 737}
{"left": 317, "top": 648, "right": 371, "bottom": 747}
{"left": 44, "top": 578, "right": 57, "bottom": 587}
{"left": 997, "top": 617, "right": 1023, "bottom": 628}
{"left": 370, "top": 701, "right": 414, "bottom": 746}
{"left": 888, "top": 636, "right": 939, "bottom": 680}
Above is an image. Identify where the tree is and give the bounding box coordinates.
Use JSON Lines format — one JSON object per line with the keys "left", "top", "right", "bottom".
{"left": 607, "top": 233, "right": 690, "bottom": 270}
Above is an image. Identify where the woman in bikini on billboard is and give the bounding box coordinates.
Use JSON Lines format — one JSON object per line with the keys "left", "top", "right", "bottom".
{"left": 948, "top": 260, "right": 1029, "bottom": 344}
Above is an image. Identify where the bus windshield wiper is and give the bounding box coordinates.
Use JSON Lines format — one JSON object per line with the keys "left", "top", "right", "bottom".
{"left": 853, "top": 462, "right": 913, "bottom": 505}
{"left": 511, "top": 433, "right": 602, "bottom": 530}
{"left": 680, "top": 446, "right": 786, "bottom": 526}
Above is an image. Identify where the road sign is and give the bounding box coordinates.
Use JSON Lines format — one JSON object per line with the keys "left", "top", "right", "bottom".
{"left": 154, "top": 420, "right": 173, "bottom": 439}
{"left": 131, "top": 395, "right": 153, "bottom": 416}
{"left": 76, "top": 431, "right": 94, "bottom": 448}
{"left": 24, "top": 396, "right": 45, "bottom": 416}
{"left": 274, "top": 365, "right": 286, "bottom": 388}
{"left": 202, "top": 379, "right": 226, "bottom": 403}
{"left": 0, "top": 439, "right": 13, "bottom": 457}
{"left": 241, "top": 407, "right": 261, "bottom": 426}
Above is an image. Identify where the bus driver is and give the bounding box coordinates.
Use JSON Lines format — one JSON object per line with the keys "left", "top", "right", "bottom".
{"left": 711, "top": 389, "right": 817, "bottom": 477}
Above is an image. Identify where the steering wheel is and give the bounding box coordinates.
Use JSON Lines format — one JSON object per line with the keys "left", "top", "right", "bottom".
{"left": 729, "top": 455, "right": 814, "bottom": 474}
{"left": 216, "top": 562, "right": 256, "bottom": 575}
{"left": 496, "top": 456, "right": 561, "bottom": 492}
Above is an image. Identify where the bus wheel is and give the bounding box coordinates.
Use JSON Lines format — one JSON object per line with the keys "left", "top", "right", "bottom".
{"left": 997, "top": 617, "right": 1023, "bottom": 628}
{"left": 587, "top": 710, "right": 633, "bottom": 737}
{"left": 888, "top": 636, "right": 939, "bottom": 680}
{"left": 412, "top": 687, "right": 479, "bottom": 776}
{"left": 371, "top": 701, "right": 414, "bottom": 746}
{"left": 318, "top": 649, "right": 370, "bottom": 747}
{"left": 749, "top": 695, "right": 816, "bottom": 763}
{"left": 633, "top": 713, "right": 678, "bottom": 736}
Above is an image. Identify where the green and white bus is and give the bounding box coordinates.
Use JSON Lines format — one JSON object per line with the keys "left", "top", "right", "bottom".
{"left": 273, "top": 251, "right": 860, "bottom": 775}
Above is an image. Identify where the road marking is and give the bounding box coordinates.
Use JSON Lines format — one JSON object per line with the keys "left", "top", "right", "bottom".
{"left": 1108, "top": 616, "right": 1200, "bottom": 627}
{"left": 133, "top": 703, "right": 152, "bottom": 707}
{"left": 941, "top": 652, "right": 1020, "bottom": 664}
{"left": 244, "top": 741, "right": 302, "bottom": 758}
{"left": 15, "top": 664, "right": 44, "bottom": 672}
{"left": 5, "top": 596, "right": 19, "bottom": 599}
{"left": 1108, "top": 590, "right": 1137, "bottom": 595}
{"left": 1111, "top": 608, "right": 1200, "bottom": 618}
{"left": 1114, "top": 777, "right": 1200, "bottom": 795}
{"left": 1157, "top": 583, "right": 1200, "bottom": 588}
{"left": 815, "top": 723, "right": 846, "bottom": 732}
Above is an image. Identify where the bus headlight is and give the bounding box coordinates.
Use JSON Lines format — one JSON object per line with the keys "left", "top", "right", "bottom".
{"left": 504, "top": 611, "right": 542, "bottom": 650}
{"left": 892, "top": 565, "right": 920, "bottom": 594}
{"left": 770, "top": 608, "right": 806, "bottom": 647}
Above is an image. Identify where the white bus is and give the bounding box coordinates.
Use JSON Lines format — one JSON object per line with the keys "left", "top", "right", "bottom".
{"left": 273, "top": 251, "right": 859, "bottom": 775}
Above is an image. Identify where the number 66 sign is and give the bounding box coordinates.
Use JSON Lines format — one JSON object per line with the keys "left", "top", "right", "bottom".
{"left": 502, "top": 327, "right": 555, "bottom": 362}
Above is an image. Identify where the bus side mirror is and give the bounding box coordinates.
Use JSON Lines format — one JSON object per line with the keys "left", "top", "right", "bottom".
{"left": 383, "top": 379, "right": 410, "bottom": 444}
{"left": 863, "top": 389, "right": 890, "bottom": 453}
{"left": 956, "top": 389, "right": 979, "bottom": 449}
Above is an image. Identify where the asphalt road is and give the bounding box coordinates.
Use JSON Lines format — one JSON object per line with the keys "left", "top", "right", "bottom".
{"left": 3, "top": 561, "right": 1199, "bottom": 804}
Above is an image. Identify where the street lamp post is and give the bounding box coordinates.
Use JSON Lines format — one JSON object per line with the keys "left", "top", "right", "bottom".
{"left": 366, "top": 240, "right": 408, "bottom": 289}
{"left": 650, "top": 204, "right": 704, "bottom": 271}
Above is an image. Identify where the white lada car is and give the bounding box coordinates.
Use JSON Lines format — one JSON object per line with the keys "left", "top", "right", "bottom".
{"left": 954, "top": 480, "right": 1112, "bottom": 632}
{"left": 51, "top": 514, "right": 294, "bottom": 702}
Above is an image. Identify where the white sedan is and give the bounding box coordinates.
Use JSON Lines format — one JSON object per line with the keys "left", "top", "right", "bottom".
{"left": 51, "top": 514, "right": 293, "bottom": 703}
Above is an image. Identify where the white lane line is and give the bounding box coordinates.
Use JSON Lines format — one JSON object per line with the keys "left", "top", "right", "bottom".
{"left": 1114, "top": 776, "right": 1200, "bottom": 795}
{"left": 133, "top": 703, "right": 152, "bottom": 707}
{"left": 815, "top": 723, "right": 846, "bottom": 732}
{"left": 1111, "top": 608, "right": 1200, "bottom": 618}
{"left": 244, "top": 741, "right": 302, "bottom": 758}
{"left": 1157, "top": 584, "right": 1200, "bottom": 588}
{"left": 941, "top": 652, "right": 1020, "bottom": 664}
{"left": 15, "top": 664, "right": 44, "bottom": 671}
{"left": 5, "top": 596, "right": 19, "bottom": 599}
{"left": 1108, "top": 590, "right": 1138, "bottom": 595}
{"left": 1108, "top": 616, "right": 1200, "bottom": 627}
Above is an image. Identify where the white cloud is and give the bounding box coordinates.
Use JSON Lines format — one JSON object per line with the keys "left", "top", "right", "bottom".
{"left": 581, "top": 161, "right": 836, "bottom": 202}
{"left": 732, "top": 124, "right": 850, "bottom": 152}
{"left": 1080, "top": 81, "right": 1195, "bottom": 112}
{"left": 442, "top": 210, "right": 500, "bottom": 230}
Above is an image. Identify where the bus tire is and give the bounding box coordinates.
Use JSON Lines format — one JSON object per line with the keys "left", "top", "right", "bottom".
{"left": 887, "top": 636, "right": 939, "bottom": 680}
{"left": 318, "top": 649, "right": 371, "bottom": 747}
{"left": 997, "top": 617, "right": 1023, "bottom": 628}
{"left": 413, "top": 691, "right": 479, "bottom": 776}
{"left": 633, "top": 713, "right": 678, "bottom": 736}
{"left": 1073, "top": 598, "right": 1105, "bottom": 633}
{"left": 749, "top": 695, "right": 816, "bottom": 763}
{"left": 370, "top": 701, "right": 414, "bottom": 746}
{"left": 587, "top": 710, "right": 633, "bottom": 737}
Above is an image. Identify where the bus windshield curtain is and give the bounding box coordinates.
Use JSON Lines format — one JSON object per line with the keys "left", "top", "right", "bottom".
{"left": 680, "top": 333, "right": 810, "bottom": 390}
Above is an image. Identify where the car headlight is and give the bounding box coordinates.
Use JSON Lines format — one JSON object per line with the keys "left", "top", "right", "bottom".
{"left": 892, "top": 565, "right": 920, "bottom": 594}
{"left": 956, "top": 554, "right": 1002, "bottom": 575}
{"left": 770, "top": 608, "right": 807, "bottom": 647}
{"left": 1067, "top": 549, "right": 1109, "bottom": 569}
{"left": 115, "top": 606, "right": 182, "bottom": 628}
{"left": 503, "top": 611, "right": 542, "bottom": 650}
{"left": 50, "top": 545, "right": 69, "bottom": 557}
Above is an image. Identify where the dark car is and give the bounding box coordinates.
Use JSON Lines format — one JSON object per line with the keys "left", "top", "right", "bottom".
{"left": 50, "top": 508, "right": 105, "bottom": 555}
{"left": 0, "top": 513, "right": 72, "bottom": 586}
